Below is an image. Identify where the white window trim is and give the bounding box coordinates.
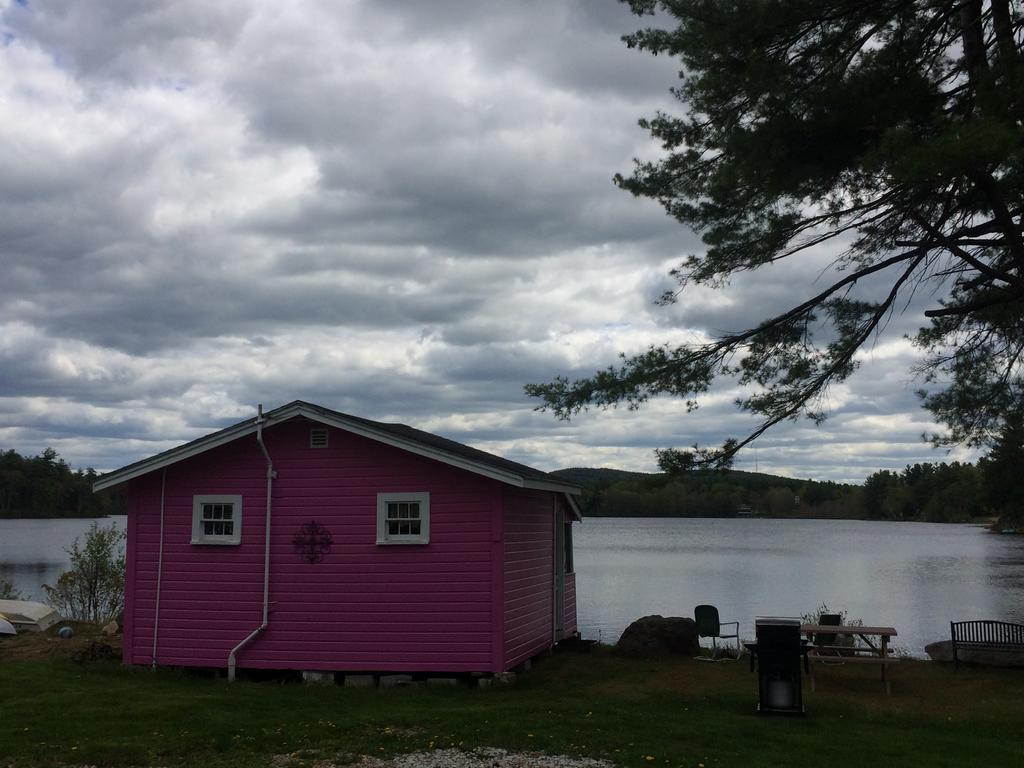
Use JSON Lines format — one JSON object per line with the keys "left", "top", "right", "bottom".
{"left": 191, "top": 494, "right": 243, "bottom": 545}
{"left": 376, "top": 492, "right": 430, "bottom": 545}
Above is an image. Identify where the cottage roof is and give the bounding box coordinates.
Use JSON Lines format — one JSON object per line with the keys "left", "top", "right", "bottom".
{"left": 93, "top": 401, "right": 583, "bottom": 507}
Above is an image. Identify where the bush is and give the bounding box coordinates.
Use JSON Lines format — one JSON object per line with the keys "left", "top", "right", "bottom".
{"left": 43, "top": 522, "right": 125, "bottom": 623}
{"left": 802, "top": 602, "right": 861, "bottom": 651}
{"left": 0, "top": 578, "right": 22, "bottom": 600}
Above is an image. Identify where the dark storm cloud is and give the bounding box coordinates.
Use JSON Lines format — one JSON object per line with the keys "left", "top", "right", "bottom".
{"left": 371, "top": 0, "right": 680, "bottom": 101}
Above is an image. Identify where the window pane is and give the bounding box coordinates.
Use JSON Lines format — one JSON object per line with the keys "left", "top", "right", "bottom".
{"left": 204, "top": 521, "right": 214, "bottom": 535}
{"left": 214, "top": 522, "right": 224, "bottom": 535}
{"left": 399, "top": 522, "right": 410, "bottom": 535}
{"left": 408, "top": 503, "right": 420, "bottom": 520}
{"left": 224, "top": 522, "right": 234, "bottom": 536}
{"left": 388, "top": 521, "right": 400, "bottom": 535}
{"left": 410, "top": 520, "right": 421, "bottom": 535}
{"left": 213, "top": 506, "right": 222, "bottom": 520}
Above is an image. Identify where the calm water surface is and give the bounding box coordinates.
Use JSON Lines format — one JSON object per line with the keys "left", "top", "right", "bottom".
{"left": 2, "top": 516, "right": 1022, "bottom": 657}
{"left": 575, "top": 517, "right": 1024, "bottom": 656}
{"left": 0, "top": 516, "right": 127, "bottom": 601}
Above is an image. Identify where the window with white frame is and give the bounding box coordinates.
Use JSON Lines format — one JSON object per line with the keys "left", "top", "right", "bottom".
{"left": 376, "top": 492, "right": 430, "bottom": 544}
{"left": 192, "top": 495, "right": 242, "bottom": 545}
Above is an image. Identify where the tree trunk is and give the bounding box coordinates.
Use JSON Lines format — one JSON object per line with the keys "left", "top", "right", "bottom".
{"left": 989, "top": 0, "right": 1019, "bottom": 65}
{"left": 959, "top": 0, "right": 990, "bottom": 86}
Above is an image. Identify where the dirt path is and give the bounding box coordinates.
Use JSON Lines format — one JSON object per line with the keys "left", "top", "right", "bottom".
{"left": 0, "top": 621, "right": 120, "bottom": 662}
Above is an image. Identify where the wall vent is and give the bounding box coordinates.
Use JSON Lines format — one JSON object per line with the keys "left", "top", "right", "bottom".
{"left": 310, "top": 428, "right": 329, "bottom": 448}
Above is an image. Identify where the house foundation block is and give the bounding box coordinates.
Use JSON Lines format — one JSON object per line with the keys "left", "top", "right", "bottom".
{"left": 380, "top": 674, "right": 413, "bottom": 688}
{"left": 302, "top": 671, "right": 333, "bottom": 684}
{"left": 343, "top": 674, "right": 376, "bottom": 687}
{"left": 426, "top": 677, "right": 459, "bottom": 687}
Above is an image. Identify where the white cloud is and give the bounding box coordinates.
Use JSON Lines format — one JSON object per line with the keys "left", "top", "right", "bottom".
{"left": 0, "top": 0, "right": 972, "bottom": 481}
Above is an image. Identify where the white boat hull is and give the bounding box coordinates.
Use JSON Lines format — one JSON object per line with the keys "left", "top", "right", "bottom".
{"left": 0, "top": 599, "right": 60, "bottom": 632}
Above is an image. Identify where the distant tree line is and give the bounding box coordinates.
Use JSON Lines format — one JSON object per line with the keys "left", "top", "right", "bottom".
{"left": 863, "top": 463, "right": 982, "bottom": 522}
{"left": 863, "top": 416, "right": 1024, "bottom": 526}
{"left": 556, "top": 468, "right": 863, "bottom": 520}
{"left": 0, "top": 448, "right": 124, "bottom": 518}
{"left": 557, "top": 417, "right": 1024, "bottom": 527}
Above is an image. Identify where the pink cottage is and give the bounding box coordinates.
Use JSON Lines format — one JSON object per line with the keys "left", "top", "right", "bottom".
{"left": 94, "top": 401, "right": 581, "bottom": 679}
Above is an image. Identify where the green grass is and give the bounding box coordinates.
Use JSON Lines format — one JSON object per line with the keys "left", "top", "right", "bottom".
{"left": 1, "top": 648, "right": 1021, "bottom": 767}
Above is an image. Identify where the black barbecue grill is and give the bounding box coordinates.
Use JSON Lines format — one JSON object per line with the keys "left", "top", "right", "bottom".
{"left": 743, "top": 617, "right": 810, "bottom": 715}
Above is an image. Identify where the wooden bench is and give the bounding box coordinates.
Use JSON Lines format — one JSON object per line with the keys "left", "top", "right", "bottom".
{"left": 950, "top": 620, "right": 1024, "bottom": 669}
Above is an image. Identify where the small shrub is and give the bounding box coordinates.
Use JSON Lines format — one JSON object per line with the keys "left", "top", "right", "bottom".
{"left": 801, "top": 603, "right": 909, "bottom": 655}
{"left": 43, "top": 522, "right": 125, "bottom": 623}
{"left": 801, "top": 602, "right": 862, "bottom": 628}
{"left": 0, "top": 578, "right": 22, "bottom": 600}
{"left": 802, "top": 602, "right": 861, "bottom": 651}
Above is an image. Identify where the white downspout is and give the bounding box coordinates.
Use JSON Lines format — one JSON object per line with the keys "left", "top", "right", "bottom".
{"left": 228, "top": 404, "right": 276, "bottom": 681}
{"left": 151, "top": 468, "right": 167, "bottom": 669}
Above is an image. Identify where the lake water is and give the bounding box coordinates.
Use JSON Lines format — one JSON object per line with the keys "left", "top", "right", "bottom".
{"left": 0, "top": 516, "right": 127, "bottom": 601}
{"left": 2, "top": 516, "right": 1022, "bottom": 657}
{"left": 575, "top": 517, "right": 1024, "bottom": 656}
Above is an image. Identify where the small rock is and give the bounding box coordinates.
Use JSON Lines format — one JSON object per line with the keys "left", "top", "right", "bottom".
{"left": 101, "top": 620, "right": 119, "bottom": 636}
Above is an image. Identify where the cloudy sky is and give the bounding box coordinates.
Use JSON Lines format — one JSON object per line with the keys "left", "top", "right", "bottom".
{"left": 0, "top": 0, "right": 976, "bottom": 483}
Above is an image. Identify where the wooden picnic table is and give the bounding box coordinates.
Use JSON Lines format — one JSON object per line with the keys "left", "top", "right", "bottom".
{"left": 800, "top": 624, "right": 899, "bottom": 695}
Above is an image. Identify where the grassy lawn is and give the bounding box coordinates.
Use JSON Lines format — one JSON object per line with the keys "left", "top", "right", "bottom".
{"left": 1, "top": 643, "right": 1021, "bottom": 768}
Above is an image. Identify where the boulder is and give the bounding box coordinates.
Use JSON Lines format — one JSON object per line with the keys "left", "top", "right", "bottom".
{"left": 926, "top": 640, "right": 1024, "bottom": 667}
{"left": 101, "top": 620, "right": 119, "bottom": 636}
{"left": 615, "top": 615, "right": 700, "bottom": 657}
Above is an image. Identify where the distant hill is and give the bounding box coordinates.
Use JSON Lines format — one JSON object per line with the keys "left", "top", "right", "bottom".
{"left": 551, "top": 467, "right": 653, "bottom": 486}
{"left": 553, "top": 466, "right": 828, "bottom": 491}
{"left": 551, "top": 466, "right": 863, "bottom": 519}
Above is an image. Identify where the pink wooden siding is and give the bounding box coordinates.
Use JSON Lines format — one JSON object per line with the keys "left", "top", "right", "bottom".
{"left": 562, "top": 572, "right": 577, "bottom": 638}
{"left": 124, "top": 417, "right": 503, "bottom": 673}
{"left": 561, "top": 502, "right": 577, "bottom": 639}
{"left": 502, "top": 488, "right": 554, "bottom": 669}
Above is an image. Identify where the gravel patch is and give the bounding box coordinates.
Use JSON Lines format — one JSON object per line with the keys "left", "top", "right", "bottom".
{"left": 328, "top": 748, "right": 614, "bottom": 768}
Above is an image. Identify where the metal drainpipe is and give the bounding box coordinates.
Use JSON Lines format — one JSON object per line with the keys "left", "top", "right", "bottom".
{"left": 228, "top": 404, "right": 276, "bottom": 681}
{"left": 151, "top": 468, "right": 167, "bottom": 669}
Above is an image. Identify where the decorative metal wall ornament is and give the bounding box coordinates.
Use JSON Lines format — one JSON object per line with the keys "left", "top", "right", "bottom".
{"left": 292, "top": 520, "right": 333, "bottom": 564}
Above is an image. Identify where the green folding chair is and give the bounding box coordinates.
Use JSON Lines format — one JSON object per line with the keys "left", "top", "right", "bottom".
{"left": 694, "top": 604, "right": 741, "bottom": 658}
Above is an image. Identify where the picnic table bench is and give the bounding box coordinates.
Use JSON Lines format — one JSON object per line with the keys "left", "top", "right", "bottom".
{"left": 950, "top": 620, "right": 1024, "bottom": 669}
{"left": 801, "top": 624, "right": 899, "bottom": 695}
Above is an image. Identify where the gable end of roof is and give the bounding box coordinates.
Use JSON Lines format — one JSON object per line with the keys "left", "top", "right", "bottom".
{"left": 93, "top": 401, "right": 582, "bottom": 497}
